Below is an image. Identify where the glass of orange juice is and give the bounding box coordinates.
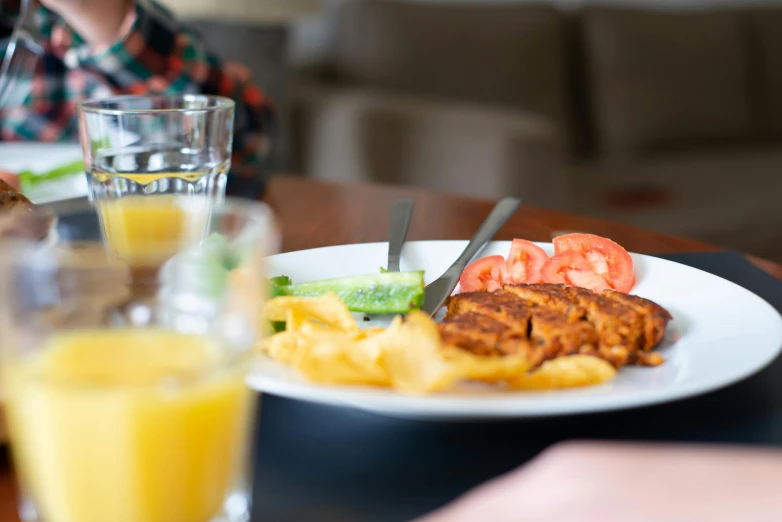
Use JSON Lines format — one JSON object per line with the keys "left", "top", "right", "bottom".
{"left": 0, "top": 197, "right": 278, "bottom": 522}
{"left": 79, "top": 95, "right": 235, "bottom": 278}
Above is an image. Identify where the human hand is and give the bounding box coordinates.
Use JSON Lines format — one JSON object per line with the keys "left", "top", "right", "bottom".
{"left": 38, "top": 0, "right": 133, "bottom": 47}
{"left": 415, "top": 442, "right": 782, "bottom": 522}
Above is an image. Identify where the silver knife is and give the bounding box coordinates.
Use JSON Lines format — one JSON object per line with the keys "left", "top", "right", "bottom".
{"left": 387, "top": 199, "right": 414, "bottom": 272}
{"left": 421, "top": 197, "right": 521, "bottom": 315}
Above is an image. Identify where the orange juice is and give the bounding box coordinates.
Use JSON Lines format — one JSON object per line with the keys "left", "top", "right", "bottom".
{"left": 3, "top": 329, "right": 255, "bottom": 522}
{"left": 98, "top": 194, "right": 210, "bottom": 267}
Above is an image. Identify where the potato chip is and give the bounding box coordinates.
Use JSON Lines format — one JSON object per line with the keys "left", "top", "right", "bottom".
{"left": 509, "top": 355, "right": 616, "bottom": 390}
{"left": 293, "top": 336, "right": 390, "bottom": 386}
{"left": 379, "top": 313, "right": 463, "bottom": 394}
{"left": 443, "top": 347, "right": 530, "bottom": 383}
{"left": 261, "top": 331, "right": 308, "bottom": 364}
{"left": 287, "top": 311, "right": 330, "bottom": 335}
{"left": 354, "top": 327, "right": 387, "bottom": 340}
{"left": 264, "top": 294, "right": 358, "bottom": 334}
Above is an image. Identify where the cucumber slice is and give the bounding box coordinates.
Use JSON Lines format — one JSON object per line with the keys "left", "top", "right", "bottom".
{"left": 271, "top": 271, "right": 425, "bottom": 314}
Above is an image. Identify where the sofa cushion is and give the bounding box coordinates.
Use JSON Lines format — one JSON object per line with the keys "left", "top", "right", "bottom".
{"left": 747, "top": 8, "right": 782, "bottom": 136}
{"left": 292, "top": 85, "right": 572, "bottom": 209}
{"left": 583, "top": 6, "right": 752, "bottom": 156}
{"left": 333, "top": 1, "right": 571, "bottom": 142}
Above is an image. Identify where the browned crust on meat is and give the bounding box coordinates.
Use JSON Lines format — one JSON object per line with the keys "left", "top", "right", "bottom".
{"left": 560, "top": 286, "right": 645, "bottom": 359}
{"left": 0, "top": 212, "right": 56, "bottom": 242}
{"left": 504, "top": 283, "right": 669, "bottom": 368}
{"left": 529, "top": 308, "right": 598, "bottom": 361}
{"left": 0, "top": 180, "right": 57, "bottom": 241}
{"left": 505, "top": 283, "right": 646, "bottom": 361}
{"left": 440, "top": 283, "right": 670, "bottom": 370}
{"left": 438, "top": 312, "right": 533, "bottom": 357}
{"left": 0, "top": 179, "right": 32, "bottom": 211}
{"left": 602, "top": 290, "right": 672, "bottom": 350}
{"left": 503, "top": 283, "right": 586, "bottom": 322}
{"left": 446, "top": 290, "right": 531, "bottom": 333}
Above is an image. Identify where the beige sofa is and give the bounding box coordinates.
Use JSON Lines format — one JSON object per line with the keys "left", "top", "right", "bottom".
{"left": 290, "top": 1, "right": 782, "bottom": 260}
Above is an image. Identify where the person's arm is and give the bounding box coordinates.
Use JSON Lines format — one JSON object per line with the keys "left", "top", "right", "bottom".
{"left": 416, "top": 442, "right": 782, "bottom": 522}
{"left": 43, "top": 0, "right": 275, "bottom": 182}
{"left": 40, "top": 0, "right": 132, "bottom": 49}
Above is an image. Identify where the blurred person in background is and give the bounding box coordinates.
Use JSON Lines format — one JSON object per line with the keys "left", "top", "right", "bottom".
{"left": 0, "top": 0, "right": 274, "bottom": 194}
{"left": 417, "top": 441, "right": 782, "bottom": 522}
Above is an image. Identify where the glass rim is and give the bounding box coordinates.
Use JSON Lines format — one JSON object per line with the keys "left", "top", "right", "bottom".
{"left": 79, "top": 94, "right": 236, "bottom": 116}
{"left": 0, "top": 196, "right": 278, "bottom": 269}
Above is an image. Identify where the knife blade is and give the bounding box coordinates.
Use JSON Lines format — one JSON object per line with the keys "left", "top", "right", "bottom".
{"left": 387, "top": 198, "right": 414, "bottom": 272}
{"left": 421, "top": 197, "right": 521, "bottom": 315}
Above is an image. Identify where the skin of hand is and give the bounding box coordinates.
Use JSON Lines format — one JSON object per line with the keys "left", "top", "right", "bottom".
{"left": 415, "top": 441, "right": 782, "bottom": 522}
{"left": 38, "top": 0, "right": 133, "bottom": 47}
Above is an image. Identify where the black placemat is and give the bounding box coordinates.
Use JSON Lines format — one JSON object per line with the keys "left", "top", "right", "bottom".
{"left": 251, "top": 251, "right": 782, "bottom": 522}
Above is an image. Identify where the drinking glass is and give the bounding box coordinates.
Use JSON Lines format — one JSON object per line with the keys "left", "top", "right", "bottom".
{"left": 0, "top": 0, "right": 45, "bottom": 110}
{"left": 0, "top": 197, "right": 278, "bottom": 522}
{"left": 79, "top": 94, "right": 234, "bottom": 200}
{"left": 79, "top": 95, "right": 236, "bottom": 286}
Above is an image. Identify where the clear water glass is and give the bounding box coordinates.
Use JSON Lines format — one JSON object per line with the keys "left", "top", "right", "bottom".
{"left": 79, "top": 95, "right": 235, "bottom": 202}
{"left": 79, "top": 95, "right": 236, "bottom": 284}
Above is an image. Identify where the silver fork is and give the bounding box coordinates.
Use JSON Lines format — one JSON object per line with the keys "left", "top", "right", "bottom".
{"left": 421, "top": 197, "right": 521, "bottom": 315}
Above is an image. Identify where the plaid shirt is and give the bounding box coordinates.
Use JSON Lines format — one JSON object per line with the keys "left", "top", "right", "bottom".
{"left": 0, "top": 0, "right": 275, "bottom": 181}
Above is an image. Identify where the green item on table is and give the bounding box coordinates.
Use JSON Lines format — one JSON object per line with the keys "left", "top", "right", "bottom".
{"left": 268, "top": 271, "right": 426, "bottom": 315}
{"left": 18, "top": 160, "right": 85, "bottom": 191}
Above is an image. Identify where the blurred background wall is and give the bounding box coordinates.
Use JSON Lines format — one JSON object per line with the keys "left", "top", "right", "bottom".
{"left": 163, "top": 0, "right": 782, "bottom": 261}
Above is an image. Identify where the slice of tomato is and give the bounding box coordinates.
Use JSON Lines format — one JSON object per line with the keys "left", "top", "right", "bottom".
{"left": 553, "top": 233, "right": 635, "bottom": 292}
{"left": 540, "top": 251, "right": 612, "bottom": 292}
{"left": 459, "top": 255, "right": 507, "bottom": 292}
{"left": 505, "top": 239, "right": 548, "bottom": 284}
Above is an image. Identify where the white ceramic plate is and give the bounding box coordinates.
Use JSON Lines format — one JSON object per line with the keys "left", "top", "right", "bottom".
{"left": 0, "top": 142, "right": 87, "bottom": 204}
{"left": 249, "top": 241, "right": 782, "bottom": 420}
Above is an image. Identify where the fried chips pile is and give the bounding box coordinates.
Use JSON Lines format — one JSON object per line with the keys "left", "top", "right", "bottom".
{"left": 260, "top": 294, "right": 616, "bottom": 394}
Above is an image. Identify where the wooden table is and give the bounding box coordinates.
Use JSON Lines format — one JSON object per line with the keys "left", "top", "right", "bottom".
{"left": 1, "top": 176, "right": 780, "bottom": 520}
{"left": 264, "top": 177, "right": 782, "bottom": 279}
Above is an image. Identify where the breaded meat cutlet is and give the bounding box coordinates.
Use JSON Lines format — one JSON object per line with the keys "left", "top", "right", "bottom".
{"left": 602, "top": 290, "right": 672, "bottom": 351}
{"left": 442, "top": 284, "right": 670, "bottom": 369}
{"left": 0, "top": 179, "right": 32, "bottom": 211}
{"left": 561, "top": 285, "right": 645, "bottom": 358}
{"left": 529, "top": 308, "right": 599, "bottom": 360}
{"left": 0, "top": 180, "right": 57, "bottom": 241}
{"left": 504, "top": 283, "right": 653, "bottom": 368}
{"left": 438, "top": 312, "right": 531, "bottom": 357}
{"left": 502, "top": 283, "right": 586, "bottom": 323}
{"left": 445, "top": 290, "right": 531, "bottom": 334}
{"left": 445, "top": 290, "right": 597, "bottom": 367}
